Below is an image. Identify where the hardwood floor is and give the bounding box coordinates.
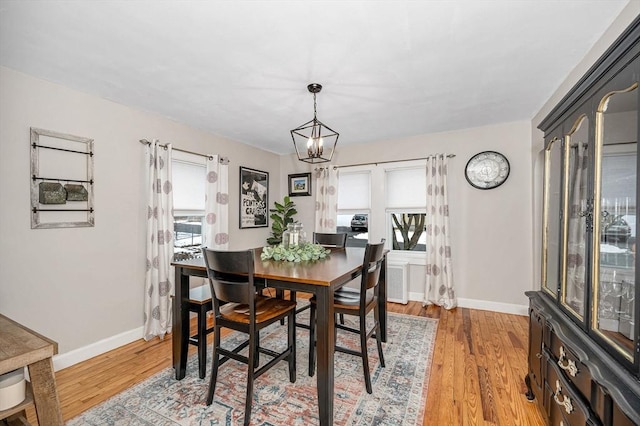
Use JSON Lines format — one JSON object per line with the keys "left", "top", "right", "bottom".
{"left": 26, "top": 302, "right": 546, "bottom": 425}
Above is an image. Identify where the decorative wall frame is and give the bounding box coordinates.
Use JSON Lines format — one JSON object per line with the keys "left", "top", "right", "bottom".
{"left": 30, "top": 128, "right": 95, "bottom": 229}
{"left": 239, "top": 166, "right": 268, "bottom": 228}
{"left": 288, "top": 172, "right": 312, "bottom": 196}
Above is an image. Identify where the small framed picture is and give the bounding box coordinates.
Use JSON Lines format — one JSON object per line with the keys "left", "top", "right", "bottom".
{"left": 240, "top": 166, "right": 269, "bottom": 228}
{"left": 288, "top": 172, "right": 312, "bottom": 197}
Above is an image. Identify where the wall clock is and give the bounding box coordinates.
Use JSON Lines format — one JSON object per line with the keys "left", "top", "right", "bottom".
{"left": 465, "top": 151, "right": 510, "bottom": 190}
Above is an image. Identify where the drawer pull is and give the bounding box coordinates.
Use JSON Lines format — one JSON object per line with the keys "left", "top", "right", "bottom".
{"left": 553, "top": 380, "right": 574, "bottom": 414}
{"left": 558, "top": 346, "right": 578, "bottom": 377}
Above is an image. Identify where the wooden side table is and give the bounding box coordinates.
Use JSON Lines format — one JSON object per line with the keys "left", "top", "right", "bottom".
{"left": 0, "top": 314, "right": 63, "bottom": 426}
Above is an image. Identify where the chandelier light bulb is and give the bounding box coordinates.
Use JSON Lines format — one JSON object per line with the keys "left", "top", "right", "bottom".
{"left": 307, "top": 138, "right": 314, "bottom": 157}
{"left": 307, "top": 136, "right": 324, "bottom": 156}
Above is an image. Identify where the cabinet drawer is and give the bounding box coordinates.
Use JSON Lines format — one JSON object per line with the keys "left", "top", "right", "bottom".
{"left": 549, "top": 333, "right": 592, "bottom": 401}
{"left": 545, "top": 352, "right": 601, "bottom": 426}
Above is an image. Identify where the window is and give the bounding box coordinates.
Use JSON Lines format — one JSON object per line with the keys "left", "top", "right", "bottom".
{"left": 386, "top": 167, "right": 427, "bottom": 252}
{"left": 333, "top": 161, "right": 428, "bottom": 254}
{"left": 337, "top": 171, "right": 370, "bottom": 247}
{"left": 172, "top": 154, "right": 206, "bottom": 260}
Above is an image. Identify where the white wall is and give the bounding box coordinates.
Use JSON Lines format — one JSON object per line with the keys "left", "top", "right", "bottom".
{"left": 281, "top": 121, "right": 534, "bottom": 313}
{"left": 0, "top": 67, "right": 280, "bottom": 365}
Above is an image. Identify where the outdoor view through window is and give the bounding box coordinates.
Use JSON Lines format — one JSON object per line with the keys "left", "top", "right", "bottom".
{"left": 174, "top": 215, "right": 204, "bottom": 260}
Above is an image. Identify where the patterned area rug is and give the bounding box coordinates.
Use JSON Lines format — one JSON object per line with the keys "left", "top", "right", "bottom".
{"left": 68, "top": 312, "right": 438, "bottom": 425}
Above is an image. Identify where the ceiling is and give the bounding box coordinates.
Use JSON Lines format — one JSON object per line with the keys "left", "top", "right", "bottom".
{"left": 0, "top": 0, "right": 630, "bottom": 154}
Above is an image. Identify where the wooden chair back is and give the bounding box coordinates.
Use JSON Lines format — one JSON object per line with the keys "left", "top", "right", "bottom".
{"left": 360, "top": 241, "right": 385, "bottom": 293}
{"left": 313, "top": 232, "right": 347, "bottom": 248}
{"left": 201, "top": 248, "right": 254, "bottom": 306}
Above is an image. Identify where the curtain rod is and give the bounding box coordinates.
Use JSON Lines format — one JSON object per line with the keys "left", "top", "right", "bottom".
{"left": 139, "top": 139, "right": 229, "bottom": 164}
{"left": 315, "top": 154, "right": 455, "bottom": 170}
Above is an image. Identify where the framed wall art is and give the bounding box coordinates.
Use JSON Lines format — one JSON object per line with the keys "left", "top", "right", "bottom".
{"left": 239, "top": 166, "right": 269, "bottom": 228}
{"left": 288, "top": 172, "right": 311, "bottom": 196}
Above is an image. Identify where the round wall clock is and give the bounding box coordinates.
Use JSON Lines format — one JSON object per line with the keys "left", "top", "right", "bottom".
{"left": 465, "top": 151, "right": 510, "bottom": 190}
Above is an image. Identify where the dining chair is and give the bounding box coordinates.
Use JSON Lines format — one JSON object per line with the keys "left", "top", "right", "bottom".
{"left": 312, "top": 232, "right": 348, "bottom": 248}
{"left": 186, "top": 284, "right": 214, "bottom": 379}
{"left": 314, "top": 232, "right": 349, "bottom": 324}
{"left": 288, "top": 232, "right": 349, "bottom": 330}
{"left": 307, "top": 240, "right": 386, "bottom": 394}
{"left": 201, "top": 248, "right": 297, "bottom": 426}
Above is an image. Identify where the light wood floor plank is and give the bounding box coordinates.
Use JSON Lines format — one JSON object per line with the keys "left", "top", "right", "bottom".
{"left": 421, "top": 304, "right": 446, "bottom": 425}
{"left": 436, "top": 305, "right": 458, "bottom": 425}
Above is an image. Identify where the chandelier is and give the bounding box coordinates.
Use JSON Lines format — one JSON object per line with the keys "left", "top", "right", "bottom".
{"left": 290, "top": 83, "right": 339, "bottom": 163}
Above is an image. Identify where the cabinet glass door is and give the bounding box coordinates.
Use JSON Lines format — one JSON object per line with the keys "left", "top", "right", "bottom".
{"left": 593, "top": 83, "right": 637, "bottom": 361}
{"left": 542, "top": 136, "right": 563, "bottom": 298}
{"left": 563, "top": 115, "right": 590, "bottom": 320}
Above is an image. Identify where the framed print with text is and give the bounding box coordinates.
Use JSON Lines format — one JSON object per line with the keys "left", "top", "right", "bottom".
{"left": 239, "top": 166, "right": 268, "bottom": 228}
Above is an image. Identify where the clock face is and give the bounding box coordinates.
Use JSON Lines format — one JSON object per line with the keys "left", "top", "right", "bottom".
{"left": 465, "top": 151, "right": 510, "bottom": 189}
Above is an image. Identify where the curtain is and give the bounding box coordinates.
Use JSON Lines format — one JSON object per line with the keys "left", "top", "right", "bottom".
{"left": 204, "top": 155, "right": 229, "bottom": 249}
{"left": 566, "top": 141, "right": 588, "bottom": 313}
{"left": 143, "top": 140, "right": 174, "bottom": 340}
{"left": 314, "top": 166, "right": 339, "bottom": 232}
{"left": 424, "top": 155, "right": 457, "bottom": 309}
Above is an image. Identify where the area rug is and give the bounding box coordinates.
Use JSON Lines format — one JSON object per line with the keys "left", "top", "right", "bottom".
{"left": 68, "top": 312, "right": 438, "bottom": 425}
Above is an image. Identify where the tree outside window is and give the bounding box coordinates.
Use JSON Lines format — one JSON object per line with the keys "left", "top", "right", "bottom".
{"left": 391, "top": 213, "right": 426, "bottom": 251}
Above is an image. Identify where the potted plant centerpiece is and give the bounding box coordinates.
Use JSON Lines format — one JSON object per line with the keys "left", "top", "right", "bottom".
{"left": 262, "top": 195, "right": 330, "bottom": 261}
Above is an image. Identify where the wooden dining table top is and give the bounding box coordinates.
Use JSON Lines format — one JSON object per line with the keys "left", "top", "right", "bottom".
{"left": 172, "top": 246, "right": 367, "bottom": 287}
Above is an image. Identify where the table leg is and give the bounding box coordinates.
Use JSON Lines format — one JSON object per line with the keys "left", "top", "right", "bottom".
{"left": 173, "top": 266, "right": 190, "bottom": 380}
{"left": 315, "top": 286, "right": 335, "bottom": 426}
{"left": 28, "top": 357, "right": 63, "bottom": 426}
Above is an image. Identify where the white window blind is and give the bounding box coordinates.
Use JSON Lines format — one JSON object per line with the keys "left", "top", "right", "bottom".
{"left": 172, "top": 159, "right": 206, "bottom": 211}
{"left": 385, "top": 167, "right": 426, "bottom": 208}
{"left": 337, "top": 172, "right": 370, "bottom": 210}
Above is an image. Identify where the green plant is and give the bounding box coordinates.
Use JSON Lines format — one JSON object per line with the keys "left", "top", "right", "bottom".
{"left": 260, "top": 243, "right": 331, "bottom": 262}
{"left": 266, "top": 195, "right": 297, "bottom": 246}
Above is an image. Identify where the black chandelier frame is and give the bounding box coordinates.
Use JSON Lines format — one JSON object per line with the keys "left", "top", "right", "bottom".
{"left": 290, "top": 83, "right": 339, "bottom": 164}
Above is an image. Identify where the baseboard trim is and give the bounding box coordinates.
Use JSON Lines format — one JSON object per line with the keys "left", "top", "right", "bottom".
{"left": 52, "top": 326, "right": 144, "bottom": 372}
{"left": 456, "top": 297, "right": 528, "bottom": 316}
{"left": 407, "top": 292, "right": 528, "bottom": 316}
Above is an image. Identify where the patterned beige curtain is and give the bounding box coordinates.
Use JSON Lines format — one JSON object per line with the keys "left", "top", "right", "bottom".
{"left": 424, "top": 155, "right": 457, "bottom": 309}
{"left": 314, "top": 166, "right": 339, "bottom": 232}
{"left": 144, "top": 140, "right": 174, "bottom": 340}
{"left": 204, "top": 155, "right": 229, "bottom": 249}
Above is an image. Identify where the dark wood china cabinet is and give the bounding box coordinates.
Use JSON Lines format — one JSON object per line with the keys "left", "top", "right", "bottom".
{"left": 526, "top": 16, "right": 640, "bottom": 426}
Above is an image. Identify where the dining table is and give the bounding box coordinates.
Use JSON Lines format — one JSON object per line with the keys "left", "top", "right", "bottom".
{"left": 171, "top": 246, "right": 388, "bottom": 426}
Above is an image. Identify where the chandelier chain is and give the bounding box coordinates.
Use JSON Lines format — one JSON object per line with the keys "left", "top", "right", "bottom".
{"left": 313, "top": 92, "right": 318, "bottom": 119}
